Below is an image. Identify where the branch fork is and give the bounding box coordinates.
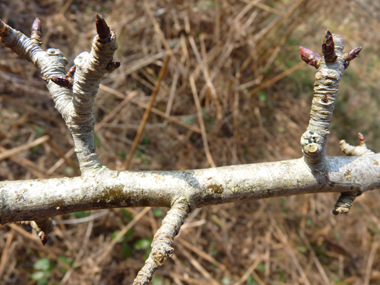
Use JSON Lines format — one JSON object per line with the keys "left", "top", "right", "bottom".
{"left": 0, "top": 15, "right": 121, "bottom": 244}
{"left": 300, "top": 30, "right": 364, "bottom": 215}
{"left": 299, "top": 30, "right": 362, "bottom": 170}
{"left": 0, "top": 17, "right": 374, "bottom": 285}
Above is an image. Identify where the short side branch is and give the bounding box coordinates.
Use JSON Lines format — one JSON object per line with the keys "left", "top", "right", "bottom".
{"left": 340, "top": 133, "right": 375, "bottom": 156}
{"left": 133, "top": 199, "right": 190, "bottom": 285}
{"left": 332, "top": 192, "right": 358, "bottom": 215}
{"left": 300, "top": 31, "right": 361, "bottom": 173}
{"left": 333, "top": 133, "right": 375, "bottom": 215}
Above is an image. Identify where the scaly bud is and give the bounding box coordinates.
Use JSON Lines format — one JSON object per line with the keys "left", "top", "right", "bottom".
{"left": 322, "top": 30, "right": 337, "bottom": 62}
{"left": 66, "top": 65, "right": 76, "bottom": 77}
{"left": 50, "top": 75, "right": 74, "bottom": 88}
{"left": 40, "top": 234, "right": 48, "bottom": 245}
{"left": 342, "top": 46, "right": 362, "bottom": 69}
{"left": 31, "top": 18, "right": 42, "bottom": 45}
{"left": 29, "top": 219, "right": 53, "bottom": 246}
{"left": 358, "top": 132, "right": 366, "bottom": 146}
{"left": 95, "top": 14, "right": 110, "bottom": 42}
{"left": 299, "top": 46, "right": 321, "bottom": 68}
{"left": 0, "top": 18, "right": 11, "bottom": 36}
{"left": 106, "top": 61, "right": 121, "bottom": 72}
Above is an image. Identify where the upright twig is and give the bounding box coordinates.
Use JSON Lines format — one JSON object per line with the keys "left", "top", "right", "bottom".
{"left": 30, "top": 18, "right": 42, "bottom": 46}
{"left": 300, "top": 31, "right": 345, "bottom": 171}
{"left": 299, "top": 30, "right": 362, "bottom": 214}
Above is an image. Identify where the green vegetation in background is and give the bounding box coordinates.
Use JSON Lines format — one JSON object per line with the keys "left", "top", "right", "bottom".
{"left": 30, "top": 258, "right": 52, "bottom": 285}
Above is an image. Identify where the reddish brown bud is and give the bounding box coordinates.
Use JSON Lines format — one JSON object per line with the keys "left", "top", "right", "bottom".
{"left": 299, "top": 46, "right": 321, "bottom": 68}
{"left": 66, "top": 65, "right": 76, "bottom": 77}
{"left": 358, "top": 132, "right": 366, "bottom": 146}
{"left": 322, "top": 30, "right": 337, "bottom": 62}
{"left": 31, "top": 18, "right": 42, "bottom": 45}
{"left": 342, "top": 47, "right": 362, "bottom": 69}
{"left": 343, "top": 46, "right": 362, "bottom": 62}
{"left": 50, "top": 75, "right": 73, "bottom": 88}
{"left": 106, "top": 61, "right": 121, "bottom": 72}
{"left": 95, "top": 14, "right": 110, "bottom": 42}
{"left": 332, "top": 209, "right": 340, "bottom": 215}
{"left": 0, "top": 19, "right": 10, "bottom": 36}
{"left": 40, "top": 234, "right": 48, "bottom": 246}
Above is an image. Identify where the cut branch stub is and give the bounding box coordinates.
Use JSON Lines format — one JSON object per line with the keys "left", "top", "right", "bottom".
{"left": 31, "top": 18, "right": 42, "bottom": 45}
{"left": 335, "top": 132, "right": 373, "bottom": 215}
{"left": 322, "top": 30, "right": 337, "bottom": 62}
{"left": 299, "top": 46, "right": 321, "bottom": 68}
{"left": 95, "top": 14, "right": 110, "bottom": 42}
{"left": 332, "top": 192, "right": 358, "bottom": 215}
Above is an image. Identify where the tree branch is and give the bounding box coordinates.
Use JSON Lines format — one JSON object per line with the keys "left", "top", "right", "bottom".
{"left": 133, "top": 198, "right": 190, "bottom": 285}
{"left": 0, "top": 17, "right": 375, "bottom": 284}
{"left": 1, "top": 154, "right": 379, "bottom": 224}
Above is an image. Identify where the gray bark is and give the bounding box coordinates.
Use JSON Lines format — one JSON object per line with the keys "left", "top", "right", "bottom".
{"left": 1, "top": 155, "right": 379, "bottom": 224}
{"left": 0, "top": 17, "right": 373, "bottom": 285}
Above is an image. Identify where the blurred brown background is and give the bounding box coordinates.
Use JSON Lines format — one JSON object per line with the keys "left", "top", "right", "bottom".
{"left": 1, "top": 0, "right": 380, "bottom": 284}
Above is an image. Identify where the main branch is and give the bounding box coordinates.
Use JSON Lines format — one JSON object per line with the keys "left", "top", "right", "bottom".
{"left": 2, "top": 154, "right": 380, "bottom": 224}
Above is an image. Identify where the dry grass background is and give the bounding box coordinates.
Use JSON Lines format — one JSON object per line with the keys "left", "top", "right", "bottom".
{"left": 1, "top": 0, "right": 380, "bottom": 284}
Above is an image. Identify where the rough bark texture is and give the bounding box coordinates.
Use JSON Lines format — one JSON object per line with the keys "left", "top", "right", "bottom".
{"left": 1, "top": 155, "right": 380, "bottom": 225}
{"left": 0, "top": 17, "right": 373, "bottom": 284}
{"left": 300, "top": 31, "right": 345, "bottom": 172}
{"left": 133, "top": 199, "right": 190, "bottom": 285}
